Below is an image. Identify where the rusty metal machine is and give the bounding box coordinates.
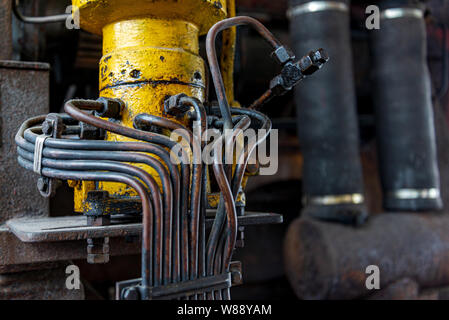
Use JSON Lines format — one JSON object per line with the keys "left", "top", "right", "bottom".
{"left": 5, "top": 0, "right": 327, "bottom": 299}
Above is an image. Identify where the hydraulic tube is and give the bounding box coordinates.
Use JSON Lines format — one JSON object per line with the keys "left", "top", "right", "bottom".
{"left": 288, "top": 0, "right": 367, "bottom": 224}
{"left": 370, "top": 0, "right": 442, "bottom": 211}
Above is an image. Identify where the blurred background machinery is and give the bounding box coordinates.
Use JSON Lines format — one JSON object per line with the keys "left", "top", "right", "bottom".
{"left": 1, "top": 0, "right": 449, "bottom": 300}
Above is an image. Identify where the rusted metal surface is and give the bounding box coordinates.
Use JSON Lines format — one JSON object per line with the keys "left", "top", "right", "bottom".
{"left": 7, "top": 211, "right": 282, "bottom": 243}
{"left": 0, "top": 0, "right": 12, "bottom": 60}
{"left": 284, "top": 214, "right": 449, "bottom": 300}
{"left": 0, "top": 227, "right": 141, "bottom": 273}
{"left": 0, "top": 60, "right": 49, "bottom": 224}
{"left": 117, "top": 261, "right": 242, "bottom": 300}
{"left": 0, "top": 265, "right": 85, "bottom": 300}
{"left": 118, "top": 273, "right": 232, "bottom": 300}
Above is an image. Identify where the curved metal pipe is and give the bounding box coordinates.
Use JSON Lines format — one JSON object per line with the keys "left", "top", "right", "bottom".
{"left": 212, "top": 134, "right": 237, "bottom": 273}
{"left": 16, "top": 157, "right": 154, "bottom": 294}
{"left": 206, "top": 16, "right": 282, "bottom": 129}
{"left": 134, "top": 114, "right": 203, "bottom": 282}
{"left": 12, "top": 0, "right": 70, "bottom": 24}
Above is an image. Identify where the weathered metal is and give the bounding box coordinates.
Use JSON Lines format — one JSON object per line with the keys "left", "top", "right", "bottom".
{"left": 0, "top": 60, "right": 49, "bottom": 224}
{"left": 284, "top": 214, "right": 449, "bottom": 300}
{"left": 0, "top": 226, "right": 141, "bottom": 273}
{"left": 118, "top": 272, "right": 232, "bottom": 300}
{"left": 7, "top": 212, "right": 282, "bottom": 243}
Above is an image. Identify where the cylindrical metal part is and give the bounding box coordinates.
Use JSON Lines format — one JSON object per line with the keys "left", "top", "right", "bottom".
{"left": 284, "top": 215, "right": 449, "bottom": 300}
{"left": 370, "top": 0, "right": 442, "bottom": 211}
{"left": 0, "top": 0, "right": 12, "bottom": 60}
{"left": 289, "top": 0, "right": 367, "bottom": 224}
{"left": 71, "top": 0, "right": 226, "bottom": 201}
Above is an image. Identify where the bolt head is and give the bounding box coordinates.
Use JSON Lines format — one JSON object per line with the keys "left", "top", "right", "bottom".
{"left": 87, "top": 253, "right": 110, "bottom": 264}
{"left": 312, "top": 48, "right": 329, "bottom": 64}
{"left": 41, "top": 120, "right": 53, "bottom": 135}
{"left": 272, "top": 46, "right": 295, "bottom": 65}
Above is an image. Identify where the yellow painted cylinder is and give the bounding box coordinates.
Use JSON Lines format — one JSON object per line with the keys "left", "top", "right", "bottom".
{"left": 98, "top": 18, "right": 207, "bottom": 197}
{"left": 71, "top": 0, "right": 227, "bottom": 209}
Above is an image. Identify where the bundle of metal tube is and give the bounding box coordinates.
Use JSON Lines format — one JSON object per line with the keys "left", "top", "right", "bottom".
{"left": 370, "top": 0, "right": 442, "bottom": 211}
{"left": 15, "top": 99, "right": 271, "bottom": 300}
{"left": 288, "top": 0, "right": 367, "bottom": 225}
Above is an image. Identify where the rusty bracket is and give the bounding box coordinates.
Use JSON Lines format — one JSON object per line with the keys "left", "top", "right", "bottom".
{"left": 117, "top": 262, "right": 241, "bottom": 300}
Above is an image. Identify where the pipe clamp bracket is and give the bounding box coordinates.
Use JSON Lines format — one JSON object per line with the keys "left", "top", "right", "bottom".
{"left": 33, "top": 135, "right": 48, "bottom": 174}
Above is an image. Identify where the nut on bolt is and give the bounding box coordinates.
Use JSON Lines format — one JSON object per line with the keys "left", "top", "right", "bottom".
{"left": 298, "top": 48, "right": 329, "bottom": 76}
{"left": 271, "top": 46, "right": 295, "bottom": 65}
{"left": 87, "top": 237, "right": 110, "bottom": 264}
{"left": 311, "top": 48, "right": 329, "bottom": 65}
{"left": 96, "top": 97, "right": 123, "bottom": 118}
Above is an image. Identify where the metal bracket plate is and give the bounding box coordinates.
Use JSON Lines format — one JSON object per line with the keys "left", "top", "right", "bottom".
{"left": 7, "top": 211, "right": 283, "bottom": 243}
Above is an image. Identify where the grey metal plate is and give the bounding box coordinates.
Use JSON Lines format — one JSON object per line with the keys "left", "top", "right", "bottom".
{"left": 7, "top": 212, "right": 283, "bottom": 243}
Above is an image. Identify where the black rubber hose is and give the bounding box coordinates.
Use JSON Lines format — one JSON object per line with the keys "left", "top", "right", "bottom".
{"left": 370, "top": 0, "right": 442, "bottom": 211}
{"left": 289, "top": 0, "right": 367, "bottom": 225}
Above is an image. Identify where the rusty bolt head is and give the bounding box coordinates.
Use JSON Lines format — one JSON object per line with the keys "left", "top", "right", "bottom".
{"left": 87, "top": 215, "right": 111, "bottom": 227}
{"left": 87, "top": 237, "right": 110, "bottom": 264}
{"left": 96, "top": 97, "right": 123, "bottom": 118}
{"left": 87, "top": 254, "right": 110, "bottom": 264}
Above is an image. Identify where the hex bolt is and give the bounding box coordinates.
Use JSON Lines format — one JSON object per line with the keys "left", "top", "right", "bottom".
{"left": 271, "top": 46, "right": 295, "bottom": 65}
{"left": 311, "top": 48, "right": 329, "bottom": 64}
